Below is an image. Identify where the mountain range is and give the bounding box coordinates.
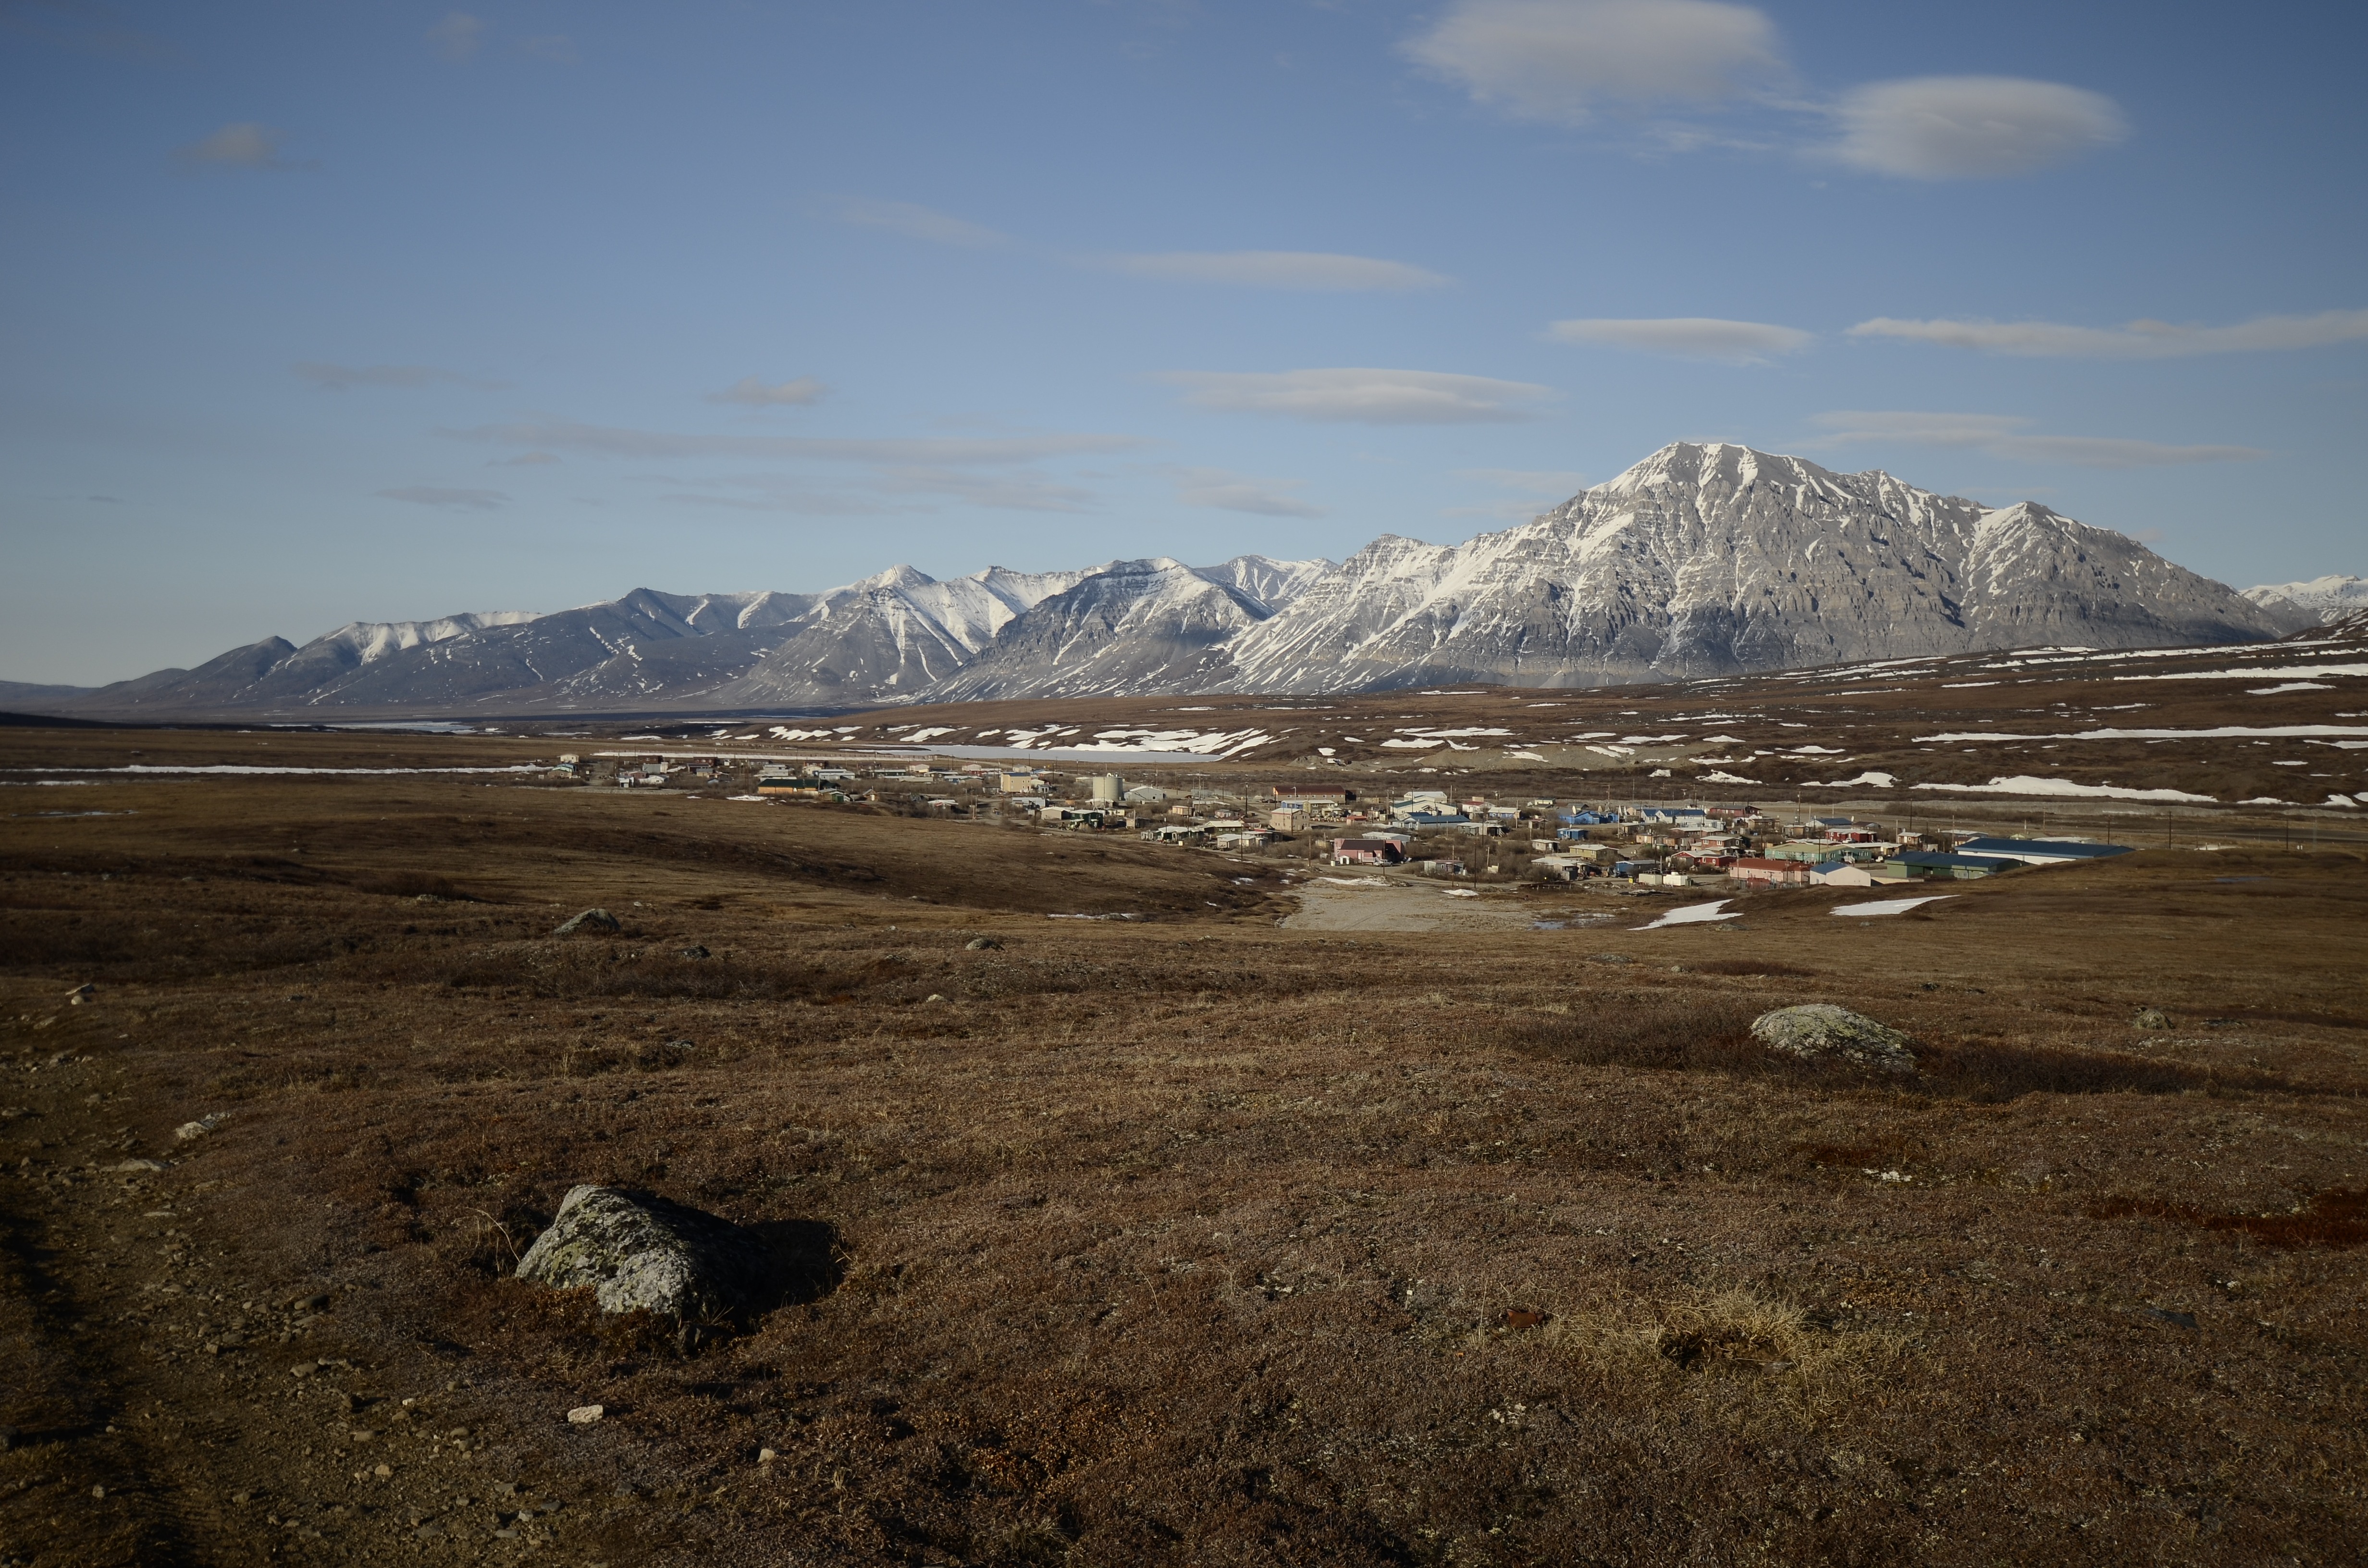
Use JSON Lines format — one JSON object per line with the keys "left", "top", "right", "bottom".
{"left": 8, "top": 443, "right": 2327, "bottom": 720}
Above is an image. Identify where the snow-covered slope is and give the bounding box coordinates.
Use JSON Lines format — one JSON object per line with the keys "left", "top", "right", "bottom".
{"left": 920, "top": 558, "right": 1277, "bottom": 701}
{"left": 1211, "top": 443, "right": 2287, "bottom": 692}
{"left": 2245, "top": 575, "right": 2368, "bottom": 628}
{"left": 710, "top": 565, "right": 1095, "bottom": 708}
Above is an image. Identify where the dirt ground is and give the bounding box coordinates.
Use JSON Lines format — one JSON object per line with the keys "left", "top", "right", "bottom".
{"left": 4, "top": 726, "right": 2366, "bottom": 1567}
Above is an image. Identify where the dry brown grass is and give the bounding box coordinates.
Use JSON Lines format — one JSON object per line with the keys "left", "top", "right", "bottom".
{"left": 4, "top": 725, "right": 2367, "bottom": 1565}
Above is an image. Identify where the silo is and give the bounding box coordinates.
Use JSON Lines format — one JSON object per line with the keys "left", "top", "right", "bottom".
{"left": 1088, "top": 774, "right": 1125, "bottom": 804}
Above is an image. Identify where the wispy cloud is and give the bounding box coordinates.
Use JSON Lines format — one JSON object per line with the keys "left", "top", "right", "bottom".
{"left": 294, "top": 362, "right": 505, "bottom": 392}
{"left": 1547, "top": 316, "right": 1809, "bottom": 363}
{"left": 706, "top": 375, "right": 829, "bottom": 407}
{"left": 1444, "top": 466, "right": 1590, "bottom": 519}
{"left": 1826, "top": 76, "right": 2127, "bottom": 179}
{"left": 174, "top": 122, "right": 308, "bottom": 172}
{"left": 491, "top": 452, "right": 558, "bottom": 467}
{"left": 1849, "top": 308, "right": 2368, "bottom": 358}
{"left": 830, "top": 197, "right": 1013, "bottom": 249}
{"left": 1158, "top": 368, "right": 1555, "bottom": 424}
{"left": 427, "top": 11, "right": 482, "bottom": 61}
{"left": 1813, "top": 411, "right": 2265, "bottom": 469}
{"left": 1164, "top": 466, "right": 1326, "bottom": 518}
{"left": 380, "top": 486, "right": 507, "bottom": 510}
{"left": 518, "top": 33, "right": 579, "bottom": 64}
{"left": 442, "top": 419, "right": 1145, "bottom": 466}
{"left": 1404, "top": 0, "right": 1786, "bottom": 124}
{"left": 1103, "top": 251, "right": 1450, "bottom": 291}
{"left": 1404, "top": 5, "right": 2124, "bottom": 183}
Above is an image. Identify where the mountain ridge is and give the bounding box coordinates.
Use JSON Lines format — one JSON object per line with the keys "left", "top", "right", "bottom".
{"left": 14, "top": 443, "right": 2316, "bottom": 717}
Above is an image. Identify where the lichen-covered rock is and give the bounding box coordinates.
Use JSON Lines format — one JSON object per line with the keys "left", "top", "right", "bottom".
{"left": 1751, "top": 1004, "right": 1916, "bottom": 1073}
{"left": 515, "top": 1186, "right": 773, "bottom": 1321}
{"left": 2132, "top": 1008, "right": 2171, "bottom": 1030}
{"left": 554, "top": 908, "right": 620, "bottom": 936}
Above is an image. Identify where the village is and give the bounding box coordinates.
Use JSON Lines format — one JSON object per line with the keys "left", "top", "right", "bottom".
{"left": 556, "top": 747, "right": 2135, "bottom": 896}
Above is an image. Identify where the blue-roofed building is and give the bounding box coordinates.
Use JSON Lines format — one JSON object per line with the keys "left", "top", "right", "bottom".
{"left": 1892, "top": 851, "right": 2002, "bottom": 880}
{"left": 1952, "top": 837, "right": 2134, "bottom": 867}
{"left": 1398, "top": 811, "right": 1470, "bottom": 829}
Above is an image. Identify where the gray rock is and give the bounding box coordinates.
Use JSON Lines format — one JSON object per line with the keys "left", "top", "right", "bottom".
{"left": 964, "top": 937, "right": 1002, "bottom": 951}
{"left": 555, "top": 908, "right": 620, "bottom": 936}
{"left": 2132, "top": 1008, "right": 2171, "bottom": 1030}
{"left": 515, "top": 1185, "right": 775, "bottom": 1322}
{"left": 1751, "top": 1004, "right": 1917, "bottom": 1073}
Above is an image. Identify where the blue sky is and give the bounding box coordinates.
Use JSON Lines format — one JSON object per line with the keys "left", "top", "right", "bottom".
{"left": 3, "top": 0, "right": 2364, "bottom": 683}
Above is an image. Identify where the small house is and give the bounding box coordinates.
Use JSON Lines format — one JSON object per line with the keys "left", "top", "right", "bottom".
{"left": 1727, "top": 857, "right": 1813, "bottom": 887}
{"left": 1332, "top": 837, "right": 1405, "bottom": 866}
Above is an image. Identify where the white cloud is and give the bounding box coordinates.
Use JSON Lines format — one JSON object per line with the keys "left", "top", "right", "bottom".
{"left": 707, "top": 375, "right": 829, "bottom": 407}
{"left": 1829, "top": 76, "right": 2127, "bottom": 179}
{"left": 294, "top": 362, "right": 504, "bottom": 392}
{"left": 174, "top": 122, "right": 303, "bottom": 171}
{"left": 1404, "top": 0, "right": 1785, "bottom": 123}
{"left": 443, "top": 419, "right": 1145, "bottom": 466}
{"left": 380, "top": 486, "right": 507, "bottom": 510}
{"left": 831, "top": 197, "right": 1011, "bottom": 249}
{"left": 1165, "top": 467, "right": 1326, "bottom": 518}
{"left": 1104, "top": 251, "right": 1450, "bottom": 291}
{"left": 1547, "top": 316, "right": 1810, "bottom": 363}
{"left": 869, "top": 466, "right": 1097, "bottom": 513}
{"left": 1848, "top": 308, "right": 2368, "bottom": 358}
{"left": 1158, "top": 368, "right": 1555, "bottom": 424}
{"left": 428, "top": 12, "right": 483, "bottom": 61}
{"left": 1813, "top": 411, "right": 2265, "bottom": 469}
{"left": 1461, "top": 468, "right": 1590, "bottom": 494}
{"left": 1444, "top": 467, "right": 1590, "bottom": 520}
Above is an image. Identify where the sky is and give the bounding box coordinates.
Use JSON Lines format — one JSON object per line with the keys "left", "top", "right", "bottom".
{"left": 3, "top": 0, "right": 2365, "bottom": 685}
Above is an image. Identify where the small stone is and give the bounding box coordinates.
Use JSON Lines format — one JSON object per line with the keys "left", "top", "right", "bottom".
{"left": 174, "top": 1114, "right": 224, "bottom": 1143}
{"left": 110, "top": 1158, "right": 166, "bottom": 1173}
{"left": 288, "top": 1292, "right": 330, "bottom": 1313}
{"left": 964, "top": 937, "right": 1001, "bottom": 951}
{"left": 1751, "top": 1004, "right": 1917, "bottom": 1074}
{"left": 567, "top": 1405, "right": 604, "bottom": 1425}
{"left": 67, "top": 984, "right": 95, "bottom": 1005}
{"left": 373, "top": 1463, "right": 393, "bottom": 1479}
{"left": 922, "top": 993, "right": 947, "bottom": 1004}
{"left": 554, "top": 908, "right": 621, "bottom": 937}
{"left": 758, "top": 1448, "right": 778, "bottom": 1464}
{"left": 91, "top": 1484, "right": 106, "bottom": 1499}
{"left": 678, "top": 945, "right": 711, "bottom": 959}
{"left": 290, "top": 1361, "right": 318, "bottom": 1378}
{"left": 231, "top": 1491, "right": 251, "bottom": 1504}
{"left": 2132, "top": 1008, "right": 2171, "bottom": 1030}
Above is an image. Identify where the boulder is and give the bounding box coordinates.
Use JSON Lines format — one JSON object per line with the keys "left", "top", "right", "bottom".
{"left": 1751, "top": 1004, "right": 1916, "bottom": 1073}
{"left": 964, "top": 937, "right": 1002, "bottom": 951}
{"left": 2132, "top": 1008, "right": 2171, "bottom": 1030}
{"left": 555, "top": 908, "right": 621, "bottom": 936}
{"left": 515, "top": 1185, "right": 776, "bottom": 1322}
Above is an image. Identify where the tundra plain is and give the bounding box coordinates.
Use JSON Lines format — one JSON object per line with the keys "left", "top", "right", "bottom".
{"left": 2, "top": 718, "right": 2365, "bottom": 1568}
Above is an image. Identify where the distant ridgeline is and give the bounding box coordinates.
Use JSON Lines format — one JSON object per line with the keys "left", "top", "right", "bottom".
{"left": 20, "top": 444, "right": 2319, "bottom": 720}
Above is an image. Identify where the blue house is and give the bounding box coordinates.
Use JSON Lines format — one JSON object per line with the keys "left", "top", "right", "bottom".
{"left": 1953, "top": 836, "right": 2134, "bottom": 867}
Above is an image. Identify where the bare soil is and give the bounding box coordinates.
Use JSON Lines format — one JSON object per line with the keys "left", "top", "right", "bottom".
{"left": 3, "top": 725, "right": 2365, "bottom": 1566}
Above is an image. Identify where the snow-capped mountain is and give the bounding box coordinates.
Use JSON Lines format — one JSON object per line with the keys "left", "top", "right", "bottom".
{"left": 38, "top": 558, "right": 1325, "bottom": 717}
{"left": 924, "top": 558, "right": 1275, "bottom": 702}
{"left": 16, "top": 444, "right": 2309, "bottom": 718}
{"left": 1206, "top": 443, "right": 2290, "bottom": 692}
{"left": 2244, "top": 574, "right": 2368, "bottom": 628}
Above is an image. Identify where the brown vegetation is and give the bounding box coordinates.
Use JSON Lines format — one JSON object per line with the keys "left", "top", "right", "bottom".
{"left": 3, "top": 725, "right": 2366, "bottom": 1566}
